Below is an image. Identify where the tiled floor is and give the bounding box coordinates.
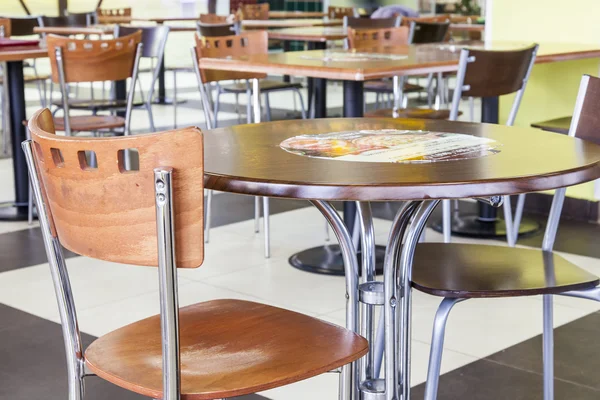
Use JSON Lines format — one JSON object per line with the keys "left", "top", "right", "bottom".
{"left": 2, "top": 66, "right": 600, "bottom": 400}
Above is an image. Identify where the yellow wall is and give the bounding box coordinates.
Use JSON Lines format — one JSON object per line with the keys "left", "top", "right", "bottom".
{"left": 491, "top": 0, "right": 600, "bottom": 200}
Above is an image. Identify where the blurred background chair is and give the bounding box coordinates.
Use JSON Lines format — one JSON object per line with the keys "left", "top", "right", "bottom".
{"left": 46, "top": 32, "right": 142, "bottom": 136}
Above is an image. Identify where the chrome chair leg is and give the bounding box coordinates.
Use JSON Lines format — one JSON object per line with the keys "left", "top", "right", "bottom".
{"left": 146, "top": 102, "right": 156, "bottom": 132}
{"left": 173, "top": 71, "right": 178, "bottom": 129}
{"left": 442, "top": 199, "right": 452, "bottom": 243}
{"left": 512, "top": 193, "right": 526, "bottom": 242}
{"left": 213, "top": 87, "right": 222, "bottom": 128}
{"left": 263, "top": 196, "right": 270, "bottom": 258}
{"left": 424, "top": 297, "right": 467, "bottom": 400}
{"left": 293, "top": 87, "right": 307, "bottom": 119}
{"left": 264, "top": 93, "right": 272, "bottom": 121}
{"left": 254, "top": 196, "right": 260, "bottom": 233}
{"left": 503, "top": 195, "right": 516, "bottom": 247}
{"left": 204, "top": 189, "right": 213, "bottom": 243}
{"left": 543, "top": 294, "right": 554, "bottom": 400}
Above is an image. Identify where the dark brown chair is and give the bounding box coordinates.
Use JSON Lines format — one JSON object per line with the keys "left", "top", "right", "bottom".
{"left": 412, "top": 74, "right": 600, "bottom": 400}
{"left": 343, "top": 16, "right": 400, "bottom": 29}
{"left": 23, "top": 107, "right": 368, "bottom": 400}
{"left": 46, "top": 32, "right": 143, "bottom": 136}
{"left": 408, "top": 21, "right": 450, "bottom": 44}
{"left": 0, "top": 18, "right": 10, "bottom": 37}
{"left": 328, "top": 6, "right": 357, "bottom": 19}
{"left": 198, "top": 13, "right": 229, "bottom": 23}
{"left": 240, "top": 2, "right": 269, "bottom": 20}
{"left": 196, "top": 21, "right": 237, "bottom": 36}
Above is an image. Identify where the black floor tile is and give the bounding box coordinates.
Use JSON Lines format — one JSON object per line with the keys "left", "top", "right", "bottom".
{"left": 411, "top": 358, "right": 600, "bottom": 400}
{"left": 0, "top": 303, "right": 269, "bottom": 399}
{"left": 487, "top": 312, "right": 600, "bottom": 391}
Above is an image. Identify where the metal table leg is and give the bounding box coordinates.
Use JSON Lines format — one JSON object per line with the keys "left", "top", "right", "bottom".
{"left": 0, "top": 61, "right": 31, "bottom": 221}
{"left": 289, "top": 80, "right": 387, "bottom": 276}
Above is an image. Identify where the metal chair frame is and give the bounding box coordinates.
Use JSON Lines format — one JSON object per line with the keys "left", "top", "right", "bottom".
{"left": 423, "top": 75, "right": 600, "bottom": 400}
{"left": 439, "top": 44, "right": 539, "bottom": 245}
{"left": 191, "top": 49, "right": 271, "bottom": 259}
{"left": 53, "top": 42, "right": 143, "bottom": 136}
{"left": 115, "top": 25, "right": 170, "bottom": 132}
{"left": 22, "top": 139, "right": 181, "bottom": 400}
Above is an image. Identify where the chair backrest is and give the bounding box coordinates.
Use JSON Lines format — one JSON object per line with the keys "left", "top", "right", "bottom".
{"left": 115, "top": 25, "right": 169, "bottom": 59}
{"left": 199, "top": 13, "right": 230, "bottom": 23}
{"left": 0, "top": 18, "right": 10, "bottom": 38}
{"left": 408, "top": 21, "right": 450, "bottom": 44}
{"left": 97, "top": 7, "right": 132, "bottom": 17}
{"left": 41, "top": 16, "right": 75, "bottom": 28}
{"left": 194, "top": 30, "right": 267, "bottom": 83}
{"left": 4, "top": 16, "right": 42, "bottom": 36}
{"left": 197, "top": 21, "right": 237, "bottom": 37}
{"left": 65, "top": 11, "right": 97, "bottom": 26}
{"left": 46, "top": 31, "right": 142, "bottom": 83}
{"left": 569, "top": 75, "right": 600, "bottom": 145}
{"left": 347, "top": 26, "right": 409, "bottom": 50}
{"left": 401, "top": 15, "right": 450, "bottom": 25}
{"left": 240, "top": 3, "right": 269, "bottom": 20}
{"left": 328, "top": 6, "right": 356, "bottom": 19}
{"left": 26, "top": 108, "right": 204, "bottom": 268}
{"left": 343, "top": 16, "right": 400, "bottom": 29}
{"left": 450, "top": 44, "right": 539, "bottom": 123}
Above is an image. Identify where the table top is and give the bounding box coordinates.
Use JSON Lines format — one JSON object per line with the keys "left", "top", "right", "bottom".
{"left": 241, "top": 18, "right": 342, "bottom": 29}
{"left": 198, "top": 41, "right": 600, "bottom": 81}
{"left": 34, "top": 26, "right": 114, "bottom": 35}
{"left": 204, "top": 118, "right": 600, "bottom": 201}
{"left": 268, "top": 11, "right": 327, "bottom": 19}
{"left": 0, "top": 44, "right": 47, "bottom": 62}
{"left": 268, "top": 25, "right": 484, "bottom": 42}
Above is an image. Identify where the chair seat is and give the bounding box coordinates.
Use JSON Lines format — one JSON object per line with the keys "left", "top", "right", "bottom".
{"left": 412, "top": 243, "right": 599, "bottom": 298}
{"left": 54, "top": 115, "right": 125, "bottom": 132}
{"left": 220, "top": 80, "right": 303, "bottom": 93}
{"left": 52, "top": 98, "right": 145, "bottom": 111}
{"left": 85, "top": 299, "right": 368, "bottom": 400}
{"left": 531, "top": 116, "right": 572, "bottom": 135}
{"left": 364, "top": 80, "right": 423, "bottom": 93}
{"left": 365, "top": 107, "right": 454, "bottom": 120}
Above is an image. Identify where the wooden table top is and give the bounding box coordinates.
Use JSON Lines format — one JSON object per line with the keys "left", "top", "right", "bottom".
{"left": 268, "top": 25, "right": 485, "bottom": 42}
{"left": 204, "top": 118, "right": 600, "bottom": 201}
{"left": 0, "top": 44, "right": 48, "bottom": 62}
{"left": 242, "top": 18, "right": 342, "bottom": 30}
{"left": 198, "top": 41, "right": 600, "bottom": 81}
{"left": 34, "top": 26, "right": 114, "bottom": 35}
{"left": 268, "top": 11, "right": 327, "bottom": 19}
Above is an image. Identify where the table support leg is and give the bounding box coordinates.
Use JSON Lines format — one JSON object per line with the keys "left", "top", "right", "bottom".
{"left": 311, "top": 200, "right": 360, "bottom": 400}
{"left": 431, "top": 96, "right": 540, "bottom": 239}
{"left": 0, "top": 61, "right": 30, "bottom": 221}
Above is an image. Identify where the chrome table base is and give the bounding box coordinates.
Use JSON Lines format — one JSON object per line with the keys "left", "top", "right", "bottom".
{"left": 312, "top": 199, "right": 439, "bottom": 400}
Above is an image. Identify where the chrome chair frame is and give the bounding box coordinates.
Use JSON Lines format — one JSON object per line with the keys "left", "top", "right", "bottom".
{"left": 440, "top": 44, "right": 539, "bottom": 245}
{"left": 115, "top": 25, "right": 170, "bottom": 132}
{"left": 423, "top": 75, "right": 600, "bottom": 400}
{"left": 22, "top": 140, "right": 182, "bottom": 400}
{"left": 191, "top": 49, "right": 271, "bottom": 258}
{"left": 53, "top": 42, "right": 143, "bottom": 136}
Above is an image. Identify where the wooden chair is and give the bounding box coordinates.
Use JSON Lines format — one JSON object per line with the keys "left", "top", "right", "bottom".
{"left": 240, "top": 3, "right": 270, "bottom": 20}
{"left": 346, "top": 27, "right": 423, "bottom": 109}
{"left": 46, "top": 32, "right": 143, "bottom": 136}
{"left": 199, "top": 13, "right": 228, "bottom": 23}
{"left": 192, "top": 30, "right": 306, "bottom": 257}
{"left": 23, "top": 107, "right": 368, "bottom": 400}
{"left": 413, "top": 74, "right": 600, "bottom": 400}
{"left": 97, "top": 7, "right": 132, "bottom": 17}
{"left": 407, "top": 20, "right": 450, "bottom": 44}
{"left": 64, "top": 10, "right": 97, "bottom": 26}
{"left": 0, "top": 17, "right": 10, "bottom": 37}
{"left": 328, "top": 6, "right": 357, "bottom": 19}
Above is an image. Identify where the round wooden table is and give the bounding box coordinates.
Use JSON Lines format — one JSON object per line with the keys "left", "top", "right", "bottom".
{"left": 204, "top": 117, "right": 600, "bottom": 400}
